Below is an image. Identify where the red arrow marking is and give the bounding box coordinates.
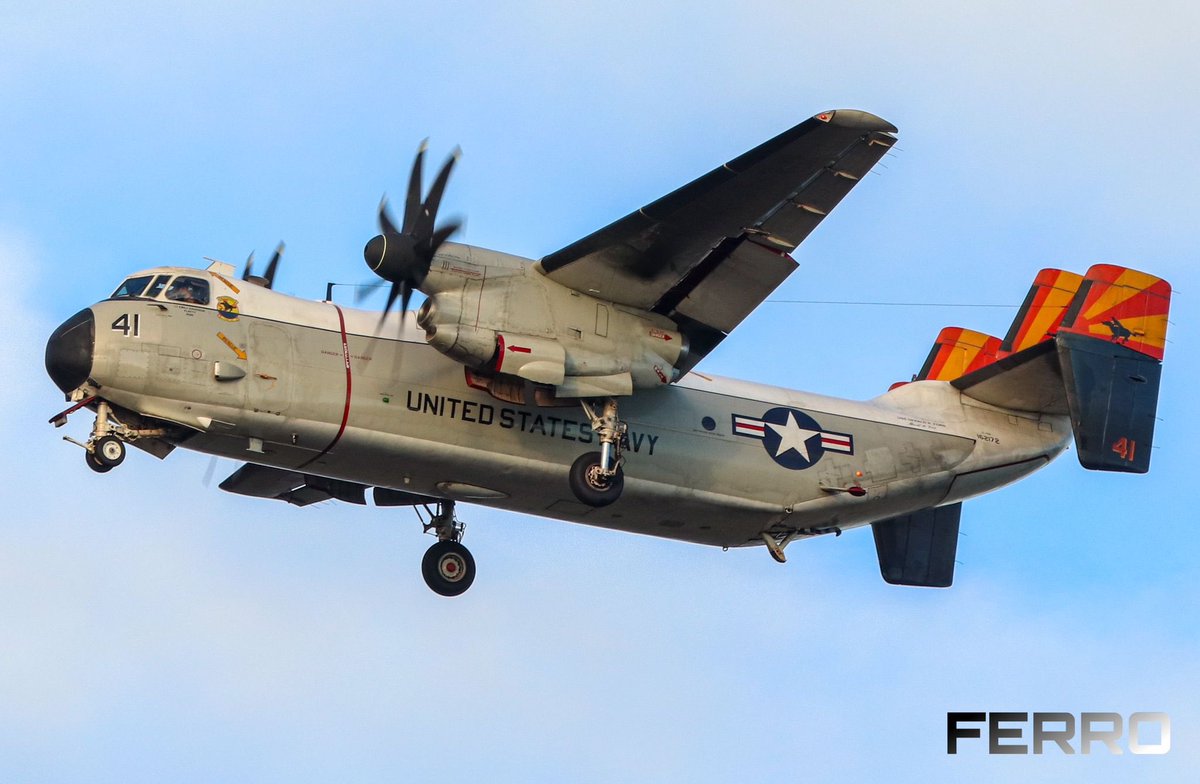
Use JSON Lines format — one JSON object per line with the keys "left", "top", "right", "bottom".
{"left": 508, "top": 345, "right": 532, "bottom": 353}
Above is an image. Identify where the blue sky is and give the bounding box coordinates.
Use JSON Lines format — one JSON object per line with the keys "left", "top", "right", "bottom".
{"left": 2, "top": 1, "right": 1197, "bottom": 781}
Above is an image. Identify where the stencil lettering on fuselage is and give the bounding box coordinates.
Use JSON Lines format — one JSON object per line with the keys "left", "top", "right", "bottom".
{"left": 404, "top": 391, "right": 660, "bottom": 455}
{"left": 732, "top": 406, "right": 853, "bottom": 470}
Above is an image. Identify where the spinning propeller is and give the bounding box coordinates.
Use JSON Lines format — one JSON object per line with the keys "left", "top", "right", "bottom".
{"left": 243, "top": 242, "right": 286, "bottom": 289}
{"left": 363, "top": 141, "right": 462, "bottom": 325}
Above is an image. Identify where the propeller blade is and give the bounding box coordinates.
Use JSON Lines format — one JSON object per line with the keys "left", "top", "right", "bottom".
{"left": 399, "top": 281, "right": 415, "bottom": 316}
{"left": 242, "top": 251, "right": 256, "bottom": 281}
{"left": 429, "top": 221, "right": 462, "bottom": 255}
{"left": 354, "top": 279, "right": 386, "bottom": 305}
{"left": 263, "top": 241, "right": 285, "bottom": 288}
{"left": 378, "top": 196, "right": 400, "bottom": 237}
{"left": 377, "top": 282, "right": 402, "bottom": 332}
{"left": 417, "top": 149, "right": 459, "bottom": 239}
{"left": 403, "top": 139, "right": 428, "bottom": 234}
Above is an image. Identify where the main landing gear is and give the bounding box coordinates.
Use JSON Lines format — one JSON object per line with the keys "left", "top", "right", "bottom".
{"left": 570, "top": 398, "right": 628, "bottom": 507}
{"left": 420, "top": 499, "right": 476, "bottom": 597}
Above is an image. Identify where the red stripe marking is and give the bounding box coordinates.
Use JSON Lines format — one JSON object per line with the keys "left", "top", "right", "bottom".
{"left": 494, "top": 333, "right": 506, "bottom": 372}
{"left": 298, "top": 304, "right": 352, "bottom": 469}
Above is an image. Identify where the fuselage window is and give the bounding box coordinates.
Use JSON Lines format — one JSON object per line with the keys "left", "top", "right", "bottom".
{"left": 165, "top": 276, "right": 211, "bottom": 305}
{"left": 111, "top": 275, "right": 153, "bottom": 299}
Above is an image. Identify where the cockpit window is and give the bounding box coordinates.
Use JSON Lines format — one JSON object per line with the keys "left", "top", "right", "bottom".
{"left": 111, "top": 275, "right": 154, "bottom": 299}
{"left": 165, "top": 276, "right": 211, "bottom": 305}
{"left": 145, "top": 275, "right": 170, "bottom": 299}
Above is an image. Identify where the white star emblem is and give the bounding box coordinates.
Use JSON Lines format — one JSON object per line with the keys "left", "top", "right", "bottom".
{"left": 767, "top": 412, "right": 820, "bottom": 462}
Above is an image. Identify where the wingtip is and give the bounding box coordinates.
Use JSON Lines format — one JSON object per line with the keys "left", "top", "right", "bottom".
{"left": 818, "top": 109, "right": 897, "bottom": 134}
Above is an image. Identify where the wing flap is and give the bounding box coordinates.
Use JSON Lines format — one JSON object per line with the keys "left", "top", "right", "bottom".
{"left": 655, "top": 235, "right": 797, "bottom": 336}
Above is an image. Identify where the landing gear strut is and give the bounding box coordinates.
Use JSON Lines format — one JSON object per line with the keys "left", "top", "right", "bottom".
{"left": 570, "top": 398, "right": 627, "bottom": 507}
{"left": 51, "top": 397, "right": 163, "bottom": 474}
{"left": 420, "top": 500, "right": 476, "bottom": 596}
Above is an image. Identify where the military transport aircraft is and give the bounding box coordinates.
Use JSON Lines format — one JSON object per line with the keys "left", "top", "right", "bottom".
{"left": 44, "top": 109, "right": 1171, "bottom": 596}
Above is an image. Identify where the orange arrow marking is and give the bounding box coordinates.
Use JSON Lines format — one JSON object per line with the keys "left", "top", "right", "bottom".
{"left": 217, "top": 332, "right": 247, "bottom": 360}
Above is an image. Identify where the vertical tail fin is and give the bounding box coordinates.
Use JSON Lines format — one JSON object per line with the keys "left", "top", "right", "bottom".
{"left": 1058, "top": 264, "right": 1170, "bottom": 360}
{"left": 916, "top": 327, "right": 1003, "bottom": 381}
{"left": 1001, "top": 268, "right": 1084, "bottom": 353}
{"left": 1055, "top": 264, "right": 1171, "bottom": 473}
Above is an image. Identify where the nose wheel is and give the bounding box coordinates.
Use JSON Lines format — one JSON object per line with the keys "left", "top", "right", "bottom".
{"left": 420, "top": 500, "right": 476, "bottom": 596}
{"left": 85, "top": 435, "right": 126, "bottom": 472}
{"left": 92, "top": 435, "right": 126, "bottom": 468}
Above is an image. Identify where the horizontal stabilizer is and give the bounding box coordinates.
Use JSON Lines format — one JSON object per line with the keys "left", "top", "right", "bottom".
{"left": 871, "top": 503, "right": 962, "bottom": 588}
{"left": 917, "top": 327, "right": 1003, "bottom": 382}
{"left": 952, "top": 339, "right": 1069, "bottom": 413}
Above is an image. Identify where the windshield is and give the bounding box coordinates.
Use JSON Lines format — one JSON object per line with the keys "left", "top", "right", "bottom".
{"left": 111, "top": 275, "right": 153, "bottom": 298}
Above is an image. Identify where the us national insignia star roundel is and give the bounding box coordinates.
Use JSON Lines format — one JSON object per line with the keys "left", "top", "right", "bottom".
{"left": 731, "top": 407, "right": 854, "bottom": 470}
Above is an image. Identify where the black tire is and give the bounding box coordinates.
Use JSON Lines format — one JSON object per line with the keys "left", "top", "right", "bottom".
{"left": 421, "top": 540, "right": 476, "bottom": 597}
{"left": 569, "top": 451, "right": 624, "bottom": 507}
{"left": 94, "top": 436, "right": 126, "bottom": 468}
{"left": 85, "top": 450, "right": 113, "bottom": 473}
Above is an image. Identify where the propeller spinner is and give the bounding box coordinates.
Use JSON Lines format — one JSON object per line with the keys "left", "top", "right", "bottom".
{"left": 364, "top": 141, "right": 462, "bottom": 322}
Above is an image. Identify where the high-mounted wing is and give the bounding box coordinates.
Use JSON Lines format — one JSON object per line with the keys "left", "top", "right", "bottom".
{"left": 537, "top": 109, "right": 897, "bottom": 367}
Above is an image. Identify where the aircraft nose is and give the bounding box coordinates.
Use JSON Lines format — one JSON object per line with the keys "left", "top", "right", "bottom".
{"left": 45, "top": 308, "right": 95, "bottom": 393}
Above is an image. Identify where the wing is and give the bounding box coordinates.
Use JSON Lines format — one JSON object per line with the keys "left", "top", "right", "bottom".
{"left": 537, "top": 109, "right": 897, "bottom": 366}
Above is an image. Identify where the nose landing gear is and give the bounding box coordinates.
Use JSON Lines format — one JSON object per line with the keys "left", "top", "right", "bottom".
{"left": 49, "top": 397, "right": 164, "bottom": 474}
{"left": 420, "top": 500, "right": 476, "bottom": 596}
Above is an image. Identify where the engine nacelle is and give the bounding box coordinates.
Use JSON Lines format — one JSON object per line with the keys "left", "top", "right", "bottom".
{"left": 416, "top": 257, "right": 688, "bottom": 398}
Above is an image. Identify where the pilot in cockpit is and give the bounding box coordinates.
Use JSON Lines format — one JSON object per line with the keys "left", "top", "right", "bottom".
{"left": 166, "top": 278, "right": 203, "bottom": 304}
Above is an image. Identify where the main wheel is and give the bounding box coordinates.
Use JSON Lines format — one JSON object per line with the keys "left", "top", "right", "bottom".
{"left": 85, "top": 450, "right": 113, "bottom": 473}
{"left": 569, "top": 451, "right": 624, "bottom": 507}
{"left": 93, "top": 436, "right": 126, "bottom": 468}
{"left": 421, "top": 540, "right": 476, "bottom": 597}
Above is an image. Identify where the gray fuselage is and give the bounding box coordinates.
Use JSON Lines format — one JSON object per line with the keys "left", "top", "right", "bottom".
{"left": 77, "top": 264, "right": 1071, "bottom": 550}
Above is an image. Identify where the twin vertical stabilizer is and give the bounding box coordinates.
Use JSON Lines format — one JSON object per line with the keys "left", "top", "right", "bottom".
{"left": 914, "top": 264, "right": 1171, "bottom": 473}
